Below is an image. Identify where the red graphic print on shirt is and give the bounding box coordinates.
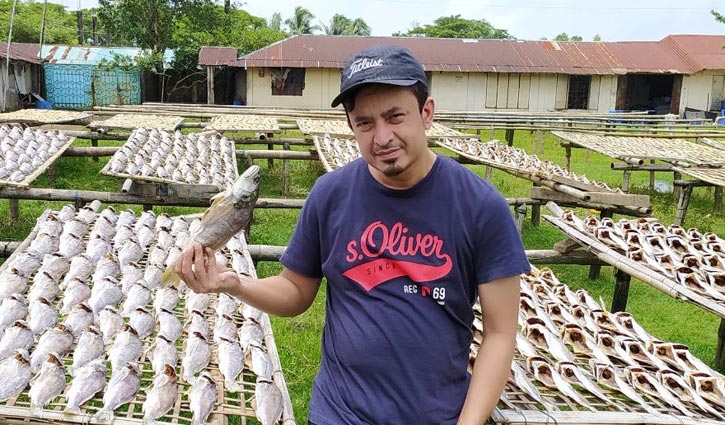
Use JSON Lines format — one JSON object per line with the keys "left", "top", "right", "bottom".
{"left": 342, "top": 220, "right": 452, "bottom": 291}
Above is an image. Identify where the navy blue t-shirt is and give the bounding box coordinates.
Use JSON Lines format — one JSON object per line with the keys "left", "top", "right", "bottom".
{"left": 281, "top": 155, "right": 530, "bottom": 425}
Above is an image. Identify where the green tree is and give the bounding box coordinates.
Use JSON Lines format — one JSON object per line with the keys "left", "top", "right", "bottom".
{"left": 713, "top": 9, "right": 724, "bottom": 23}
{"left": 553, "top": 32, "right": 582, "bottom": 41}
{"left": 284, "top": 6, "right": 319, "bottom": 35}
{"left": 321, "top": 14, "right": 371, "bottom": 36}
{"left": 269, "top": 12, "right": 283, "bottom": 32}
{"left": 593, "top": 34, "right": 601, "bottom": 42}
{"left": 393, "top": 15, "right": 512, "bottom": 39}
{"left": 0, "top": 1, "right": 77, "bottom": 44}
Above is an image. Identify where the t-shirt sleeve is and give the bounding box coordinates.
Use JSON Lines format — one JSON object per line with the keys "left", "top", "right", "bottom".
{"left": 279, "top": 186, "right": 324, "bottom": 279}
{"left": 475, "top": 189, "right": 531, "bottom": 284}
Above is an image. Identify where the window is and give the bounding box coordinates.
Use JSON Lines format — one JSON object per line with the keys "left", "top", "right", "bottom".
{"left": 270, "top": 68, "right": 305, "bottom": 96}
{"left": 567, "top": 75, "right": 590, "bottom": 109}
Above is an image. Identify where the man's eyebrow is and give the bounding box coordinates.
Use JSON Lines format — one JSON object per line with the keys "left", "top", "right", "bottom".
{"left": 381, "top": 106, "right": 404, "bottom": 118}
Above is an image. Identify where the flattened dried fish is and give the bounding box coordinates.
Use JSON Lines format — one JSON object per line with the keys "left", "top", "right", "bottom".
{"left": 255, "top": 377, "right": 284, "bottom": 425}
{"left": 590, "top": 360, "right": 659, "bottom": 415}
{"left": 0, "top": 320, "right": 33, "bottom": 361}
{"left": 65, "top": 359, "right": 107, "bottom": 413}
{"left": 143, "top": 364, "right": 178, "bottom": 423}
{"left": 526, "top": 356, "right": 594, "bottom": 411}
{"left": 189, "top": 372, "right": 217, "bottom": 425}
{"left": 218, "top": 336, "right": 244, "bottom": 392}
{"left": 31, "top": 324, "right": 73, "bottom": 371}
{"left": 98, "top": 363, "right": 140, "bottom": 419}
{"left": 556, "top": 361, "right": 620, "bottom": 409}
{"left": 70, "top": 326, "right": 105, "bottom": 376}
{"left": 182, "top": 331, "right": 211, "bottom": 384}
{"left": 29, "top": 353, "right": 65, "bottom": 413}
{"left": 657, "top": 369, "right": 724, "bottom": 420}
{"left": 626, "top": 366, "right": 694, "bottom": 416}
{"left": 109, "top": 324, "right": 143, "bottom": 372}
{"left": 0, "top": 349, "right": 32, "bottom": 401}
{"left": 149, "top": 334, "right": 179, "bottom": 375}
{"left": 28, "top": 297, "right": 57, "bottom": 335}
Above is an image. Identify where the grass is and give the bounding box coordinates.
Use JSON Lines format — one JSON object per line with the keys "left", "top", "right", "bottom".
{"left": 2, "top": 126, "right": 724, "bottom": 423}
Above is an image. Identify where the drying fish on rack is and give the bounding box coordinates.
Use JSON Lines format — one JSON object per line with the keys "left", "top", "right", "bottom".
{"left": 65, "top": 359, "right": 107, "bottom": 413}
{"left": 0, "top": 349, "right": 32, "bottom": 401}
{"left": 255, "top": 377, "right": 284, "bottom": 425}
{"left": 161, "top": 164, "right": 261, "bottom": 287}
{"left": 526, "top": 356, "right": 595, "bottom": 411}
{"left": 143, "top": 364, "right": 178, "bottom": 423}
{"left": 28, "top": 353, "right": 66, "bottom": 414}
{"left": 0, "top": 126, "right": 72, "bottom": 184}
{"left": 190, "top": 372, "right": 218, "bottom": 424}
{"left": 96, "top": 362, "right": 141, "bottom": 420}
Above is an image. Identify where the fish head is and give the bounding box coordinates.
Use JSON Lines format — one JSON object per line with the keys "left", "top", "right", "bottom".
{"left": 231, "top": 165, "right": 261, "bottom": 206}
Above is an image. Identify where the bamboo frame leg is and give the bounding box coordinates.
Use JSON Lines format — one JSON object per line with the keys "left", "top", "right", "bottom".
{"left": 505, "top": 129, "right": 515, "bottom": 147}
{"left": 649, "top": 159, "right": 655, "bottom": 191}
{"left": 9, "top": 199, "right": 19, "bottom": 221}
{"left": 716, "top": 318, "right": 725, "bottom": 371}
{"left": 48, "top": 163, "right": 56, "bottom": 186}
{"left": 715, "top": 186, "right": 723, "bottom": 216}
{"left": 589, "top": 210, "right": 613, "bottom": 280}
{"left": 674, "top": 183, "right": 693, "bottom": 226}
{"left": 565, "top": 146, "right": 571, "bottom": 170}
{"left": 622, "top": 170, "right": 631, "bottom": 193}
{"left": 485, "top": 166, "right": 493, "bottom": 181}
{"left": 283, "top": 142, "right": 290, "bottom": 197}
{"left": 531, "top": 204, "right": 541, "bottom": 227}
{"left": 611, "top": 268, "right": 631, "bottom": 313}
{"left": 514, "top": 204, "right": 527, "bottom": 236}
{"left": 488, "top": 128, "right": 495, "bottom": 141}
{"left": 91, "top": 138, "right": 99, "bottom": 162}
{"left": 267, "top": 141, "right": 274, "bottom": 169}
{"left": 673, "top": 171, "right": 682, "bottom": 200}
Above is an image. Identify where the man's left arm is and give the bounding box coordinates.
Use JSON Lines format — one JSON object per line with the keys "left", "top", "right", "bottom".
{"left": 457, "top": 275, "right": 520, "bottom": 425}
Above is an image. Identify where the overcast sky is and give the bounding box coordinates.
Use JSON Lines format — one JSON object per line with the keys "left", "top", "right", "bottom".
{"left": 54, "top": 0, "right": 724, "bottom": 42}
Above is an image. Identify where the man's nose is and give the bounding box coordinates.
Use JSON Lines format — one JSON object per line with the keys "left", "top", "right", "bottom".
{"left": 373, "top": 122, "right": 394, "bottom": 145}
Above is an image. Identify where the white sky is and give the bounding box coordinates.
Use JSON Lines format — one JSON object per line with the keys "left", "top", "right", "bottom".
{"left": 53, "top": 0, "right": 724, "bottom": 42}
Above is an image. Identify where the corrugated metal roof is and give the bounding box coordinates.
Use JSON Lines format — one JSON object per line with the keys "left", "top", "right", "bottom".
{"left": 237, "top": 34, "right": 721, "bottom": 75}
{"left": 0, "top": 42, "right": 41, "bottom": 64}
{"left": 38, "top": 45, "right": 175, "bottom": 68}
{"left": 663, "top": 35, "right": 725, "bottom": 71}
{"left": 198, "top": 46, "right": 238, "bottom": 66}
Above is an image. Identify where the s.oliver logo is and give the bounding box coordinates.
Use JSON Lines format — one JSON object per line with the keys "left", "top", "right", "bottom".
{"left": 342, "top": 221, "right": 452, "bottom": 291}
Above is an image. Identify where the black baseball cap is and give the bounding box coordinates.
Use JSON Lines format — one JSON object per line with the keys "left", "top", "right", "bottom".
{"left": 331, "top": 44, "right": 428, "bottom": 108}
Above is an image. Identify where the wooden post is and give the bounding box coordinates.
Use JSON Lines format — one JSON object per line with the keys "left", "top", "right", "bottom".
{"left": 715, "top": 186, "right": 723, "bottom": 216}
{"left": 649, "top": 159, "right": 655, "bottom": 191}
{"left": 282, "top": 142, "right": 290, "bottom": 197}
{"left": 514, "top": 204, "right": 527, "bottom": 236}
{"left": 267, "top": 141, "right": 274, "bottom": 169}
{"left": 565, "top": 146, "right": 571, "bottom": 170}
{"left": 91, "top": 137, "right": 98, "bottom": 162}
{"left": 674, "top": 183, "right": 693, "bottom": 226}
{"left": 611, "top": 268, "right": 631, "bottom": 313}
{"left": 672, "top": 170, "right": 682, "bottom": 200}
{"left": 485, "top": 166, "right": 493, "bottom": 181}
{"left": 48, "top": 163, "right": 56, "bottom": 186}
{"left": 621, "top": 170, "right": 631, "bottom": 193}
{"left": 716, "top": 319, "right": 725, "bottom": 371}
{"left": 207, "top": 66, "right": 215, "bottom": 105}
{"left": 505, "top": 129, "right": 515, "bottom": 146}
{"left": 588, "top": 210, "right": 612, "bottom": 280}
{"left": 531, "top": 183, "right": 541, "bottom": 226}
{"left": 9, "top": 199, "right": 19, "bottom": 221}
{"left": 488, "top": 128, "right": 495, "bottom": 141}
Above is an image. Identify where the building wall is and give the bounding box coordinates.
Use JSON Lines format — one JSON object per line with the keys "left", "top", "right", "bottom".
{"left": 247, "top": 67, "right": 340, "bottom": 109}
{"left": 0, "top": 61, "right": 37, "bottom": 111}
{"left": 589, "top": 75, "right": 618, "bottom": 112}
{"left": 681, "top": 70, "right": 725, "bottom": 112}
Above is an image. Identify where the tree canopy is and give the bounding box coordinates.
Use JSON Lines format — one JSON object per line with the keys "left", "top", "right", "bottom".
{"left": 321, "top": 14, "right": 371, "bottom": 36}
{"left": 284, "top": 6, "right": 320, "bottom": 35}
{"left": 393, "top": 15, "right": 513, "bottom": 39}
{"left": 0, "top": 1, "right": 79, "bottom": 44}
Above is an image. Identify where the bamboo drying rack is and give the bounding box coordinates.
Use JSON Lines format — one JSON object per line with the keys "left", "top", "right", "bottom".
{"left": 0, "top": 136, "right": 76, "bottom": 188}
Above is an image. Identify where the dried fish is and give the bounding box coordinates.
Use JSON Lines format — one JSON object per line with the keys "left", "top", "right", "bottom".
{"left": 28, "top": 353, "right": 66, "bottom": 413}
{"left": 185, "top": 309, "right": 211, "bottom": 341}
{"left": 128, "top": 306, "right": 155, "bottom": 338}
{"left": 62, "top": 302, "right": 95, "bottom": 336}
{"left": 121, "top": 281, "right": 152, "bottom": 316}
{"left": 626, "top": 366, "right": 694, "bottom": 416}
{"left": 657, "top": 369, "right": 724, "bottom": 420}
{"left": 590, "top": 360, "right": 659, "bottom": 415}
{"left": 158, "top": 308, "right": 183, "bottom": 342}
{"left": 60, "top": 279, "right": 91, "bottom": 314}
{"left": 0, "top": 320, "right": 34, "bottom": 361}
{"left": 248, "top": 340, "right": 273, "bottom": 379}
{"left": 30, "top": 324, "right": 74, "bottom": 371}
{"left": 143, "top": 364, "right": 178, "bottom": 422}
{"left": 28, "top": 297, "right": 57, "bottom": 335}
{"left": 65, "top": 359, "right": 107, "bottom": 413}
{"left": 0, "top": 294, "right": 27, "bottom": 329}
{"left": 255, "top": 377, "right": 284, "bottom": 425}
{"left": 162, "top": 165, "right": 261, "bottom": 286}
{"left": 28, "top": 272, "right": 60, "bottom": 303}
{"left": 154, "top": 286, "right": 179, "bottom": 315}
{"left": 685, "top": 371, "right": 725, "bottom": 410}
{"left": 0, "top": 349, "right": 32, "bottom": 401}
{"left": 99, "top": 306, "right": 124, "bottom": 343}
{"left": 98, "top": 362, "right": 141, "bottom": 418}
{"left": 190, "top": 372, "right": 217, "bottom": 425}
{"left": 526, "top": 356, "right": 594, "bottom": 411}
{"left": 109, "top": 324, "right": 143, "bottom": 372}
{"left": 556, "top": 361, "right": 620, "bottom": 409}
{"left": 148, "top": 334, "right": 179, "bottom": 375}
{"left": 218, "top": 336, "right": 244, "bottom": 392}
{"left": 0, "top": 268, "right": 29, "bottom": 300}
{"left": 182, "top": 331, "right": 212, "bottom": 384}
{"left": 213, "top": 313, "right": 238, "bottom": 345}
{"left": 523, "top": 317, "right": 573, "bottom": 363}
{"left": 186, "top": 291, "right": 211, "bottom": 315}
{"left": 70, "top": 326, "right": 105, "bottom": 376}
{"left": 88, "top": 276, "right": 123, "bottom": 314}
{"left": 239, "top": 318, "right": 264, "bottom": 354}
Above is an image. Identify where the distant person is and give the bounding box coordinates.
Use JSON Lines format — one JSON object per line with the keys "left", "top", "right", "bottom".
{"left": 176, "top": 44, "right": 530, "bottom": 424}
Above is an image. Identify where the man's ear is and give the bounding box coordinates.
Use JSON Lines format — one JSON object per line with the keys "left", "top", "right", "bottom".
{"left": 421, "top": 97, "right": 435, "bottom": 130}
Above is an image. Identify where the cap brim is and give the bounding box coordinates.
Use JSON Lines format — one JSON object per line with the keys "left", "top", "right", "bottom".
{"left": 330, "top": 79, "right": 419, "bottom": 108}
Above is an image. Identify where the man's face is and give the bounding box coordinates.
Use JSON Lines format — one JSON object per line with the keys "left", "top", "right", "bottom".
{"left": 346, "top": 84, "right": 435, "bottom": 188}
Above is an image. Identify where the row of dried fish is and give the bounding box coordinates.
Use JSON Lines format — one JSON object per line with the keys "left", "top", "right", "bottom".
{"left": 439, "top": 138, "right": 621, "bottom": 193}
{"left": 0, "top": 125, "right": 70, "bottom": 182}
{"left": 471, "top": 267, "right": 724, "bottom": 420}
{"left": 91, "top": 114, "right": 183, "bottom": 131}
{"left": 314, "top": 135, "right": 360, "bottom": 170}
{"left": 561, "top": 211, "right": 725, "bottom": 300}
{"left": 0, "top": 202, "right": 284, "bottom": 424}
{"left": 104, "top": 128, "right": 237, "bottom": 188}
{"left": 206, "top": 114, "right": 281, "bottom": 132}
{"left": 296, "top": 119, "right": 353, "bottom": 136}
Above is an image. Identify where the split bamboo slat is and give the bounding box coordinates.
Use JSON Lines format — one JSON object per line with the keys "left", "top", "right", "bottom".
{"left": 673, "top": 167, "right": 725, "bottom": 188}
{"left": 482, "top": 265, "right": 724, "bottom": 425}
{"left": 0, "top": 126, "right": 76, "bottom": 189}
{"left": 296, "top": 119, "right": 353, "bottom": 137}
{"left": 699, "top": 137, "right": 725, "bottom": 151}
{"left": 99, "top": 129, "right": 239, "bottom": 190}
{"left": 206, "top": 114, "right": 281, "bottom": 132}
{"left": 89, "top": 114, "right": 185, "bottom": 131}
{"left": 0, "top": 109, "right": 93, "bottom": 125}
{"left": 0, "top": 204, "right": 294, "bottom": 425}
{"left": 552, "top": 131, "right": 725, "bottom": 167}
{"left": 542, "top": 203, "right": 725, "bottom": 318}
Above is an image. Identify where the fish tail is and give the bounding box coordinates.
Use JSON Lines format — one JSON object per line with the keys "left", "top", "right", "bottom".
{"left": 161, "top": 266, "right": 181, "bottom": 288}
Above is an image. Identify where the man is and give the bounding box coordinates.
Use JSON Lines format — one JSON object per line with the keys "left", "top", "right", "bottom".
{"left": 176, "top": 44, "right": 530, "bottom": 424}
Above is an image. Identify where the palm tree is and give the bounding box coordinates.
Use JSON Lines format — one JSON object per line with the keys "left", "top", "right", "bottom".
{"left": 322, "top": 14, "right": 351, "bottom": 35}
{"left": 285, "top": 6, "right": 319, "bottom": 35}
{"left": 348, "top": 18, "right": 371, "bottom": 36}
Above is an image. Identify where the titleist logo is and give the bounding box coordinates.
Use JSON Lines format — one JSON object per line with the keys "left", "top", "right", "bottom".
{"left": 347, "top": 57, "right": 384, "bottom": 79}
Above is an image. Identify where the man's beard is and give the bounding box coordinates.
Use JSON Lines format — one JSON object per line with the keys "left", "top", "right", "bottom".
{"left": 381, "top": 160, "right": 404, "bottom": 177}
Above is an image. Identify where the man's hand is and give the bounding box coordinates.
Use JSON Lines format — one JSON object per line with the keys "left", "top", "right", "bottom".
{"left": 175, "top": 243, "right": 241, "bottom": 294}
